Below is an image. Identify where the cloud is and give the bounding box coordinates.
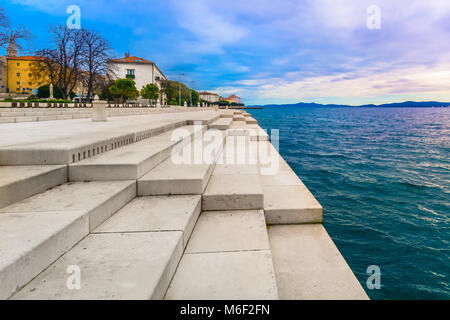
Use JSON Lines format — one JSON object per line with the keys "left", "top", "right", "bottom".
{"left": 215, "top": 60, "right": 450, "bottom": 105}
{"left": 170, "top": 0, "right": 248, "bottom": 54}
{"left": 5, "top": 0, "right": 450, "bottom": 104}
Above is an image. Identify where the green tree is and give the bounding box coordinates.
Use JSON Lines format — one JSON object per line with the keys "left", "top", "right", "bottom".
{"left": 98, "top": 80, "right": 116, "bottom": 102}
{"left": 160, "top": 80, "right": 191, "bottom": 106}
{"left": 191, "top": 90, "right": 199, "bottom": 106}
{"left": 37, "top": 84, "right": 75, "bottom": 100}
{"left": 140, "top": 83, "right": 159, "bottom": 105}
{"left": 108, "top": 78, "right": 138, "bottom": 103}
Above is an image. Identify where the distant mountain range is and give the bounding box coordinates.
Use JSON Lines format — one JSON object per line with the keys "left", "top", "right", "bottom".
{"left": 248, "top": 101, "right": 450, "bottom": 108}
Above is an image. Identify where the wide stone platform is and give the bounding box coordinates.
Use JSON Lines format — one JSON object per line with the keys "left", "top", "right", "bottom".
{"left": 0, "top": 108, "right": 369, "bottom": 300}
{"left": 0, "top": 110, "right": 220, "bottom": 165}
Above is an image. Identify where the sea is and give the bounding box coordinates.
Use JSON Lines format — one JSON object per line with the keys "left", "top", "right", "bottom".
{"left": 249, "top": 106, "right": 449, "bottom": 300}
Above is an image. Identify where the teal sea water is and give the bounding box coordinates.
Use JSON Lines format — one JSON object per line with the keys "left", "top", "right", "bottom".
{"left": 249, "top": 106, "right": 449, "bottom": 300}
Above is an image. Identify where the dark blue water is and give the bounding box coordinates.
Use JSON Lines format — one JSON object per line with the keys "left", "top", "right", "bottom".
{"left": 249, "top": 107, "right": 449, "bottom": 300}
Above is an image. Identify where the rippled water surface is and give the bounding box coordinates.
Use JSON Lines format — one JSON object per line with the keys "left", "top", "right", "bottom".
{"left": 249, "top": 106, "right": 449, "bottom": 300}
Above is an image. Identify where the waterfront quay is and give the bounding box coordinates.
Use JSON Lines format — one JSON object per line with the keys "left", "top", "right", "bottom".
{"left": 0, "top": 105, "right": 368, "bottom": 300}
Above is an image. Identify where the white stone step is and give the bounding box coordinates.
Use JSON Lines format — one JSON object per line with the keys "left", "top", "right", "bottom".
{"left": 0, "top": 180, "right": 135, "bottom": 299}
{"left": 138, "top": 130, "right": 225, "bottom": 196}
{"left": 0, "top": 117, "right": 15, "bottom": 123}
{"left": 0, "top": 165, "right": 67, "bottom": 209}
{"left": 15, "top": 116, "right": 38, "bottom": 123}
{"left": 0, "top": 179, "right": 136, "bottom": 232}
{"left": 0, "top": 121, "right": 184, "bottom": 165}
{"left": 95, "top": 195, "right": 201, "bottom": 248}
{"left": 13, "top": 195, "right": 201, "bottom": 300}
{"left": 220, "top": 111, "right": 233, "bottom": 118}
{"left": 208, "top": 117, "right": 233, "bottom": 130}
{"left": 201, "top": 135, "right": 263, "bottom": 211}
{"left": 69, "top": 125, "right": 206, "bottom": 181}
{"left": 268, "top": 224, "right": 369, "bottom": 300}
{"left": 0, "top": 111, "right": 25, "bottom": 117}
{"left": 0, "top": 113, "right": 220, "bottom": 166}
{"left": 12, "top": 233, "right": 183, "bottom": 300}
{"left": 0, "top": 111, "right": 219, "bottom": 165}
{"left": 228, "top": 120, "right": 248, "bottom": 136}
{"left": 187, "top": 113, "right": 221, "bottom": 125}
{"left": 165, "top": 210, "right": 278, "bottom": 300}
{"left": 253, "top": 140, "right": 323, "bottom": 224}
{"left": 263, "top": 185, "right": 323, "bottom": 224}
{"left": 202, "top": 169, "right": 263, "bottom": 211}
{"left": 247, "top": 124, "right": 269, "bottom": 141}
{"left": 245, "top": 117, "right": 258, "bottom": 124}
{"left": 37, "top": 115, "right": 58, "bottom": 121}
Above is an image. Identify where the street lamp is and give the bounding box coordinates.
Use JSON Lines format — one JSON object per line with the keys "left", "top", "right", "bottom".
{"left": 178, "top": 73, "right": 184, "bottom": 106}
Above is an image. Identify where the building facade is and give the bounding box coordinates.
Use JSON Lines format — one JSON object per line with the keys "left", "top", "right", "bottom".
{"left": 0, "top": 56, "right": 6, "bottom": 94}
{"left": 108, "top": 54, "right": 167, "bottom": 91}
{"left": 4, "top": 35, "right": 48, "bottom": 95}
{"left": 199, "top": 91, "right": 220, "bottom": 103}
{"left": 228, "top": 94, "right": 242, "bottom": 104}
{"left": 7, "top": 56, "right": 46, "bottom": 95}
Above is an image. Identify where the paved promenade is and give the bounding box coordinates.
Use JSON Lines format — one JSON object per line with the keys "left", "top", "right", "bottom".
{"left": 0, "top": 108, "right": 369, "bottom": 300}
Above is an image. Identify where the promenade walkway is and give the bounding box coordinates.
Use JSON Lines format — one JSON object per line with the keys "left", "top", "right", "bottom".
{"left": 0, "top": 108, "right": 368, "bottom": 300}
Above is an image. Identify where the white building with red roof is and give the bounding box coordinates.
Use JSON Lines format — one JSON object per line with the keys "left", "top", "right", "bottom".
{"left": 107, "top": 53, "right": 167, "bottom": 91}
{"left": 199, "top": 91, "right": 220, "bottom": 103}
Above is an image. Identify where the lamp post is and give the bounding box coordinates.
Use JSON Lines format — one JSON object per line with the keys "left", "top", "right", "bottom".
{"left": 178, "top": 73, "right": 184, "bottom": 106}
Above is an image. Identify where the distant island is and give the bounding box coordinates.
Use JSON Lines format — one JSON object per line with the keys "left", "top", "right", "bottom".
{"left": 249, "top": 101, "right": 450, "bottom": 108}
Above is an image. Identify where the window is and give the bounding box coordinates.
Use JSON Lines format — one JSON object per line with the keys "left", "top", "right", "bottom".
{"left": 28, "top": 82, "right": 32, "bottom": 86}
{"left": 16, "top": 81, "right": 20, "bottom": 85}
{"left": 126, "top": 69, "right": 135, "bottom": 79}
{"left": 29, "top": 73, "right": 32, "bottom": 77}
{"left": 17, "top": 63, "right": 20, "bottom": 66}
{"left": 16, "top": 73, "right": 20, "bottom": 77}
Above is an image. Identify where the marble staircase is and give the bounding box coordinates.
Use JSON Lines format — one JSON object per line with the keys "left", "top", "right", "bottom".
{"left": 0, "top": 109, "right": 368, "bottom": 300}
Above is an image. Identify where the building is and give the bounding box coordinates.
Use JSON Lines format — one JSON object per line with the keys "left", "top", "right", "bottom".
{"left": 4, "top": 35, "right": 48, "bottom": 95}
{"left": 219, "top": 94, "right": 243, "bottom": 104}
{"left": 228, "top": 94, "right": 242, "bottom": 104}
{"left": 108, "top": 54, "right": 167, "bottom": 91}
{"left": 7, "top": 56, "right": 46, "bottom": 95}
{"left": 199, "top": 91, "right": 220, "bottom": 103}
{"left": 0, "top": 56, "right": 6, "bottom": 94}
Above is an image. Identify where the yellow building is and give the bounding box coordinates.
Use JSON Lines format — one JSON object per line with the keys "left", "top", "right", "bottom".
{"left": 5, "top": 35, "right": 48, "bottom": 95}
{"left": 7, "top": 56, "right": 47, "bottom": 94}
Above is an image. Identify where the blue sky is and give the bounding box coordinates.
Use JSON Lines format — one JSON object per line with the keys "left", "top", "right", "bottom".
{"left": 2, "top": 0, "right": 450, "bottom": 105}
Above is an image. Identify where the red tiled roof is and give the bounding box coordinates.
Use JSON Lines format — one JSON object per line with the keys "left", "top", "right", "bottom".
{"left": 228, "top": 94, "right": 240, "bottom": 98}
{"left": 200, "top": 92, "right": 219, "bottom": 96}
{"left": 7, "top": 56, "right": 42, "bottom": 61}
{"left": 109, "top": 56, "right": 154, "bottom": 64}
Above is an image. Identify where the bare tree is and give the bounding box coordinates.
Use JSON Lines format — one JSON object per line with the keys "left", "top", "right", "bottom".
{"left": 0, "top": 6, "right": 8, "bottom": 28}
{"left": 0, "top": 6, "right": 33, "bottom": 52}
{"left": 80, "top": 29, "right": 114, "bottom": 100}
{"left": 0, "top": 6, "right": 9, "bottom": 47}
{"left": 33, "top": 25, "right": 85, "bottom": 100}
{"left": 33, "top": 25, "right": 115, "bottom": 101}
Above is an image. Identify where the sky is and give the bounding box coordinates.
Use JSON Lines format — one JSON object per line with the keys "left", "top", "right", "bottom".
{"left": 1, "top": 0, "right": 450, "bottom": 105}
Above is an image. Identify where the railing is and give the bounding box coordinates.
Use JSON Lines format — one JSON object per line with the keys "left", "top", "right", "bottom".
{"left": 0, "top": 101, "right": 218, "bottom": 109}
